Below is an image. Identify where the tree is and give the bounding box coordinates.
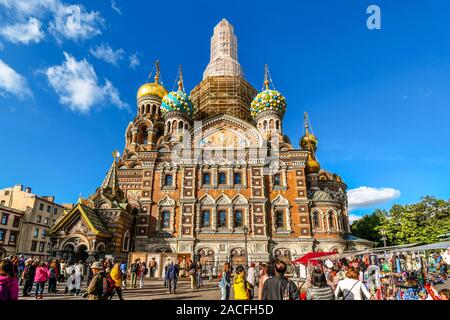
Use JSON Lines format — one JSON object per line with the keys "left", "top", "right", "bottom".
{"left": 351, "top": 209, "right": 387, "bottom": 246}
{"left": 351, "top": 196, "right": 450, "bottom": 246}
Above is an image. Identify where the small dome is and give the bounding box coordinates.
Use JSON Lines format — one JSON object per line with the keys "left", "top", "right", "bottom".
{"left": 161, "top": 89, "right": 193, "bottom": 116}
{"left": 305, "top": 153, "right": 320, "bottom": 174}
{"left": 250, "top": 89, "right": 287, "bottom": 118}
{"left": 137, "top": 82, "right": 168, "bottom": 100}
{"left": 300, "top": 131, "right": 318, "bottom": 152}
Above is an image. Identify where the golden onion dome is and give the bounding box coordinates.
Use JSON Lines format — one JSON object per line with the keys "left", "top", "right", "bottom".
{"left": 305, "top": 153, "right": 320, "bottom": 174}
{"left": 300, "top": 132, "right": 318, "bottom": 152}
{"left": 137, "top": 82, "right": 168, "bottom": 100}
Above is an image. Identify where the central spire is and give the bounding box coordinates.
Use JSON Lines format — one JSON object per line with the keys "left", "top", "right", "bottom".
{"left": 203, "top": 18, "right": 243, "bottom": 80}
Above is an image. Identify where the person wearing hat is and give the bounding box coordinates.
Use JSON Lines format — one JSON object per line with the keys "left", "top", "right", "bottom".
{"left": 85, "top": 261, "right": 108, "bottom": 300}
{"left": 21, "top": 258, "right": 36, "bottom": 297}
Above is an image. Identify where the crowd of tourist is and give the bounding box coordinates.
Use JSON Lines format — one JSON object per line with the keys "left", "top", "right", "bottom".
{"left": 0, "top": 254, "right": 448, "bottom": 301}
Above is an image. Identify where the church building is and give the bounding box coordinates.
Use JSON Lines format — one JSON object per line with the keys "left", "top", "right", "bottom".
{"left": 49, "top": 19, "right": 372, "bottom": 269}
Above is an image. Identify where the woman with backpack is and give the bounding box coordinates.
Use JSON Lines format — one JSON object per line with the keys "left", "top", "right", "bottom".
{"left": 233, "top": 265, "right": 253, "bottom": 300}
{"left": 34, "top": 261, "right": 48, "bottom": 299}
{"left": 47, "top": 260, "right": 58, "bottom": 294}
{"left": 0, "top": 259, "right": 19, "bottom": 301}
{"left": 110, "top": 263, "right": 124, "bottom": 300}
{"left": 335, "top": 267, "right": 371, "bottom": 300}
{"left": 218, "top": 263, "right": 231, "bottom": 300}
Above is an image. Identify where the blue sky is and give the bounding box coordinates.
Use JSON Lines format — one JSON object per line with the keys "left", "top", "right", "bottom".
{"left": 0, "top": 0, "right": 449, "bottom": 220}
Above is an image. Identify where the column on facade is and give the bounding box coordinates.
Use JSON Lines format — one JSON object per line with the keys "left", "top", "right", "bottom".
{"left": 285, "top": 207, "right": 292, "bottom": 231}
{"left": 212, "top": 207, "right": 217, "bottom": 231}
{"left": 131, "top": 128, "right": 138, "bottom": 144}
{"left": 195, "top": 204, "right": 201, "bottom": 232}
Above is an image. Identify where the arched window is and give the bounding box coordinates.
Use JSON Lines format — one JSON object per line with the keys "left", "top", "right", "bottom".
{"left": 275, "top": 120, "right": 280, "bottom": 130}
{"left": 273, "top": 173, "right": 281, "bottom": 186}
{"left": 263, "top": 120, "right": 268, "bottom": 130}
{"left": 152, "top": 104, "right": 156, "bottom": 115}
{"left": 234, "top": 209, "right": 243, "bottom": 227}
{"left": 269, "top": 119, "right": 274, "bottom": 129}
{"left": 313, "top": 211, "right": 320, "bottom": 228}
{"left": 161, "top": 211, "right": 170, "bottom": 229}
{"left": 184, "top": 123, "right": 188, "bottom": 130}
{"left": 276, "top": 210, "right": 284, "bottom": 228}
{"left": 172, "top": 120, "right": 178, "bottom": 133}
{"left": 218, "top": 210, "right": 227, "bottom": 227}
{"left": 201, "top": 210, "right": 211, "bottom": 227}
{"left": 328, "top": 212, "right": 334, "bottom": 230}
{"left": 139, "top": 126, "right": 148, "bottom": 144}
{"left": 178, "top": 121, "right": 183, "bottom": 130}
{"left": 164, "top": 174, "right": 173, "bottom": 186}
{"left": 167, "top": 121, "right": 172, "bottom": 134}
{"left": 122, "top": 231, "right": 130, "bottom": 251}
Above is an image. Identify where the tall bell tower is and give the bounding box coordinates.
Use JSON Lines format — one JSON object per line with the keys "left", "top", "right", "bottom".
{"left": 191, "top": 19, "right": 257, "bottom": 122}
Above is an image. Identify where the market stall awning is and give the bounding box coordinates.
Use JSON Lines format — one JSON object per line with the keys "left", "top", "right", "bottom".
{"left": 292, "top": 252, "right": 335, "bottom": 265}
{"left": 399, "top": 241, "right": 450, "bottom": 252}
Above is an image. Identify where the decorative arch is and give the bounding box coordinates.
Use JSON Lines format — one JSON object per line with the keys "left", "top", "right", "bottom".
{"left": 158, "top": 195, "right": 176, "bottom": 206}
{"left": 216, "top": 194, "right": 231, "bottom": 205}
{"left": 271, "top": 194, "right": 289, "bottom": 206}
{"left": 231, "top": 194, "right": 248, "bottom": 205}
{"left": 192, "top": 114, "right": 264, "bottom": 148}
{"left": 200, "top": 194, "right": 215, "bottom": 206}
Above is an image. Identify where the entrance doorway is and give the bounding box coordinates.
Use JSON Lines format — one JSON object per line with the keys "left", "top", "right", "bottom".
{"left": 76, "top": 245, "right": 89, "bottom": 262}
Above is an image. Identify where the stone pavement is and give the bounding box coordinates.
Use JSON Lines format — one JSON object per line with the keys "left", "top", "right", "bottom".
{"left": 20, "top": 278, "right": 225, "bottom": 300}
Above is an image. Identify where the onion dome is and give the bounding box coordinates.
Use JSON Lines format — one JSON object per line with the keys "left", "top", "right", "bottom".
{"left": 137, "top": 83, "right": 168, "bottom": 100}
{"left": 137, "top": 60, "right": 168, "bottom": 100}
{"left": 300, "top": 112, "right": 318, "bottom": 152}
{"left": 250, "top": 65, "right": 287, "bottom": 118}
{"left": 160, "top": 66, "right": 193, "bottom": 116}
{"left": 305, "top": 153, "right": 320, "bottom": 174}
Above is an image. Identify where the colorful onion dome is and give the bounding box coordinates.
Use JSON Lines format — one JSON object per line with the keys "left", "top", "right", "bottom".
{"left": 250, "top": 88, "right": 287, "bottom": 118}
{"left": 161, "top": 89, "right": 193, "bottom": 116}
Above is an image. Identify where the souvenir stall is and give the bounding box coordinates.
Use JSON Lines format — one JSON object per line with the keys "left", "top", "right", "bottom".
{"left": 291, "top": 252, "right": 335, "bottom": 299}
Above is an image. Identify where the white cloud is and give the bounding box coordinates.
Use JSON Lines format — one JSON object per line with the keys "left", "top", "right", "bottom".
{"left": 0, "top": 59, "right": 33, "bottom": 99}
{"left": 129, "top": 52, "right": 141, "bottom": 69}
{"left": 49, "top": 4, "right": 104, "bottom": 43}
{"left": 43, "top": 52, "right": 127, "bottom": 113}
{"left": 89, "top": 43, "right": 125, "bottom": 66}
{"left": 111, "top": 0, "right": 122, "bottom": 15}
{"left": 0, "top": 17, "right": 45, "bottom": 44}
{"left": 0, "top": 0, "right": 104, "bottom": 43}
{"left": 348, "top": 186, "right": 401, "bottom": 211}
{"left": 348, "top": 214, "right": 361, "bottom": 225}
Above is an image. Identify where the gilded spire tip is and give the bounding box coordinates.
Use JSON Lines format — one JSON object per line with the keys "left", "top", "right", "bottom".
{"left": 264, "top": 64, "right": 269, "bottom": 90}
{"left": 154, "top": 60, "right": 160, "bottom": 84}
{"left": 178, "top": 65, "right": 184, "bottom": 91}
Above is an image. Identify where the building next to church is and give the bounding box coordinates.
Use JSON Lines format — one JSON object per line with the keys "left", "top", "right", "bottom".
{"left": 49, "top": 19, "right": 372, "bottom": 273}
{"left": 0, "top": 185, "right": 64, "bottom": 258}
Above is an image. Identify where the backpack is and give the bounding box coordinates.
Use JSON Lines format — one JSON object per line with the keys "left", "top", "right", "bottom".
{"left": 49, "top": 268, "right": 57, "bottom": 279}
{"left": 104, "top": 275, "right": 116, "bottom": 296}
{"left": 143, "top": 267, "right": 148, "bottom": 276}
{"left": 130, "top": 263, "right": 138, "bottom": 273}
{"left": 0, "top": 282, "right": 11, "bottom": 301}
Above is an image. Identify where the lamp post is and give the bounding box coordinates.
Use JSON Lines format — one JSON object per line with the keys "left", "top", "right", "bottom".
{"left": 243, "top": 226, "right": 249, "bottom": 270}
